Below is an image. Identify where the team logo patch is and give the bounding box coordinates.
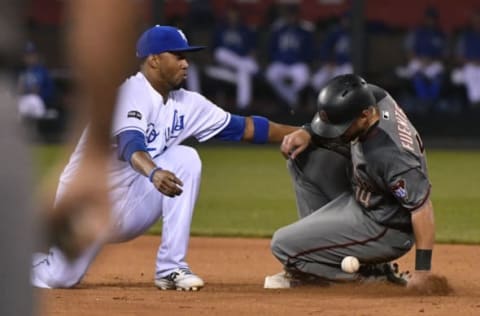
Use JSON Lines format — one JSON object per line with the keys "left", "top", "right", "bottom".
{"left": 391, "top": 179, "right": 407, "bottom": 199}
{"left": 127, "top": 110, "right": 142, "bottom": 120}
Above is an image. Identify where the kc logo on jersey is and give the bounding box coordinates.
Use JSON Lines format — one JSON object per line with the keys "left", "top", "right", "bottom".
{"left": 165, "top": 109, "right": 185, "bottom": 142}
{"left": 146, "top": 123, "right": 159, "bottom": 143}
{"left": 145, "top": 110, "right": 185, "bottom": 147}
{"left": 391, "top": 179, "right": 407, "bottom": 199}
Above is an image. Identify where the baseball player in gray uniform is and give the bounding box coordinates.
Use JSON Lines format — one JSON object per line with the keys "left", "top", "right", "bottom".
{"left": 265, "top": 74, "right": 435, "bottom": 290}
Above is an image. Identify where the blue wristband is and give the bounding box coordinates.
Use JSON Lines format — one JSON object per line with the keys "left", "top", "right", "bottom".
{"left": 148, "top": 167, "right": 162, "bottom": 183}
{"left": 252, "top": 115, "right": 269, "bottom": 144}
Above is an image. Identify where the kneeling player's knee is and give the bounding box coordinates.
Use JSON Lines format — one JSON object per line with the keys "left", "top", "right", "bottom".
{"left": 175, "top": 145, "right": 202, "bottom": 174}
{"left": 270, "top": 228, "right": 290, "bottom": 263}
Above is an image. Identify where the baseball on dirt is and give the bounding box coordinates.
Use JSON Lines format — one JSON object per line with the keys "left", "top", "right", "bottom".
{"left": 341, "top": 256, "right": 360, "bottom": 273}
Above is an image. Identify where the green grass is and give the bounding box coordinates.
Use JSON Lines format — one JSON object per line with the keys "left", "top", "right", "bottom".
{"left": 180, "top": 146, "right": 298, "bottom": 237}
{"left": 426, "top": 151, "right": 480, "bottom": 243}
{"left": 34, "top": 145, "right": 480, "bottom": 244}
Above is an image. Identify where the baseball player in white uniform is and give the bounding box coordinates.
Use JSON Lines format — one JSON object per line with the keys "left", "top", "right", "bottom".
{"left": 31, "top": 25, "right": 298, "bottom": 291}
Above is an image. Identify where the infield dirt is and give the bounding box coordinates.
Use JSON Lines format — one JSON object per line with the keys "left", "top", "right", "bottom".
{"left": 38, "top": 236, "right": 480, "bottom": 316}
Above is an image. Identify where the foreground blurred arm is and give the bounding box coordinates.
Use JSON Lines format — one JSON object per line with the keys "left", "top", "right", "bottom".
{"left": 44, "top": 0, "right": 141, "bottom": 259}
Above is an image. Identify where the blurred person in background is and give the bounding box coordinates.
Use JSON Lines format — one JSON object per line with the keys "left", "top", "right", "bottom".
{"left": 451, "top": 10, "right": 480, "bottom": 109}
{"left": 265, "top": 4, "right": 314, "bottom": 112}
{"left": 311, "top": 12, "right": 353, "bottom": 93}
{"left": 17, "top": 41, "right": 55, "bottom": 120}
{"left": 205, "top": 5, "right": 259, "bottom": 111}
{"left": 395, "top": 7, "right": 447, "bottom": 113}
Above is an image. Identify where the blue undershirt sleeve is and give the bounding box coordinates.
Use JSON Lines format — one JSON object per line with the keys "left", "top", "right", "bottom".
{"left": 214, "top": 114, "right": 246, "bottom": 141}
{"left": 116, "top": 130, "right": 148, "bottom": 162}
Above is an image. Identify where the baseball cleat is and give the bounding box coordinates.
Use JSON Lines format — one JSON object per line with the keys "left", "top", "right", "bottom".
{"left": 264, "top": 271, "right": 297, "bottom": 289}
{"left": 264, "top": 270, "right": 328, "bottom": 289}
{"left": 155, "top": 268, "right": 204, "bottom": 291}
{"left": 358, "top": 262, "right": 410, "bottom": 286}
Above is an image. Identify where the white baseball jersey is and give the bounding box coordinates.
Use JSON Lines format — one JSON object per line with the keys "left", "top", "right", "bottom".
{"left": 60, "top": 72, "right": 231, "bottom": 187}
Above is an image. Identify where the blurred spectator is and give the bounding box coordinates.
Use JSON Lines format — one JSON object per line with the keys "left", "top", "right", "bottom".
{"left": 205, "top": 6, "right": 259, "bottom": 110}
{"left": 311, "top": 12, "right": 353, "bottom": 92}
{"left": 265, "top": 4, "right": 314, "bottom": 111}
{"left": 395, "top": 8, "right": 447, "bottom": 112}
{"left": 17, "top": 41, "right": 56, "bottom": 120}
{"left": 451, "top": 10, "right": 480, "bottom": 108}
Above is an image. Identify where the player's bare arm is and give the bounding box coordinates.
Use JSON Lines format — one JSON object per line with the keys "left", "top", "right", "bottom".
{"left": 408, "top": 198, "right": 435, "bottom": 287}
{"left": 241, "top": 116, "right": 298, "bottom": 143}
{"left": 130, "top": 151, "right": 183, "bottom": 197}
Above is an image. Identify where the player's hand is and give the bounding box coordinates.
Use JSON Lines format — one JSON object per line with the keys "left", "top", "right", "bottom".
{"left": 280, "top": 129, "right": 311, "bottom": 159}
{"left": 151, "top": 169, "right": 183, "bottom": 197}
{"left": 406, "top": 270, "right": 452, "bottom": 295}
{"left": 406, "top": 270, "right": 428, "bottom": 289}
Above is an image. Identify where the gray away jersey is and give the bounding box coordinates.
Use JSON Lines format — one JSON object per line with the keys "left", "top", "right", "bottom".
{"left": 350, "top": 85, "right": 431, "bottom": 231}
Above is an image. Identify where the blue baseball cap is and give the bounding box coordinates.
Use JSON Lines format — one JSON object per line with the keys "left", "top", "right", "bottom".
{"left": 136, "top": 25, "right": 206, "bottom": 58}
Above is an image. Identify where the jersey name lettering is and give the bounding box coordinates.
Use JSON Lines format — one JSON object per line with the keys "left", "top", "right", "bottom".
{"left": 394, "top": 105, "right": 415, "bottom": 152}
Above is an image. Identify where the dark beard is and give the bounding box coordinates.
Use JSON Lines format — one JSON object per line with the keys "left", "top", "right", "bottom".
{"left": 172, "top": 78, "right": 186, "bottom": 91}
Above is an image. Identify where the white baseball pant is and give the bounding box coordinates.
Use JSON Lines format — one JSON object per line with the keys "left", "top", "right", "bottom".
{"left": 31, "top": 145, "right": 202, "bottom": 288}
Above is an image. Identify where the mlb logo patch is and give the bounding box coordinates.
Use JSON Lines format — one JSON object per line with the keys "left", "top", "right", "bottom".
{"left": 391, "top": 179, "right": 407, "bottom": 199}
{"left": 128, "top": 110, "right": 142, "bottom": 120}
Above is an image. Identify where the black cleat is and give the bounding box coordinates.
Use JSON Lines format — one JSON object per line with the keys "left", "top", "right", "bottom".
{"left": 359, "top": 262, "right": 410, "bottom": 286}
